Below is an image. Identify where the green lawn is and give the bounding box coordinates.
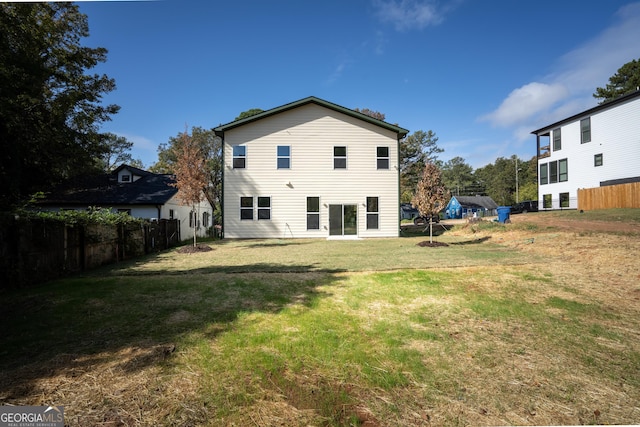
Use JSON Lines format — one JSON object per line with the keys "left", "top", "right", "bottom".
{"left": 1, "top": 213, "right": 639, "bottom": 426}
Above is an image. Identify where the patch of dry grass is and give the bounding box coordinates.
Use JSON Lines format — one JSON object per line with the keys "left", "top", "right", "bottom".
{"left": 2, "top": 214, "right": 640, "bottom": 426}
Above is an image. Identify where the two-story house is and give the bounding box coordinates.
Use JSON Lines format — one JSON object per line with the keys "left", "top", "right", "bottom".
{"left": 38, "top": 164, "right": 214, "bottom": 241}
{"left": 214, "top": 97, "right": 409, "bottom": 239}
{"left": 531, "top": 90, "right": 640, "bottom": 210}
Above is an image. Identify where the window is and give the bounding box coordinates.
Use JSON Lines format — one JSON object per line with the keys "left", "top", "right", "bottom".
{"left": 307, "top": 197, "right": 320, "bottom": 230}
{"left": 594, "top": 153, "right": 603, "bottom": 167}
{"left": 560, "top": 193, "right": 570, "bottom": 208}
{"left": 277, "top": 145, "right": 290, "bottom": 169}
{"left": 203, "top": 212, "right": 210, "bottom": 228}
{"left": 553, "top": 128, "right": 561, "bottom": 151}
{"left": 558, "top": 159, "right": 568, "bottom": 182}
{"left": 189, "top": 210, "right": 199, "bottom": 228}
{"left": 543, "top": 194, "right": 552, "bottom": 209}
{"left": 121, "top": 174, "right": 131, "bottom": 182}
{"left": 240, "top": 197, "right": 253, "bottom": 220}
{"left": 366, "top": 197, "right": 379, "bottom": 230}
{"left": 334, "top": 146, "right": 347, "bottom": 169}
{"left": 376, "top": 147, "right": 389, "bottom": 169}
{"left": 169, "top": 209, "right": 174, "bottom": 219}
{"left": 540, "top": 163, "right": 548, "bottom": 185}
{"left": 257, "top": 197, "right": 271, "bottom": 220}
{"left": 580, "top": 117, "right": 591, "bottom": 143}
{"left": 549, "top": 161, "right": 558, "bottom": 183}
{"left": 233, "top": 146, "right": 246, "bottom": 168}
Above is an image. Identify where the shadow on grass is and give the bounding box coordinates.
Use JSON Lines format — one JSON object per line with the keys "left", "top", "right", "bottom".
{"left": 450, "top": 236, "right": 492, "bottom": 245}
{"left": 400, "top": 223, "right": 453, "bottom": 237}
{"left": 0, "top": 261, "right": 343, "bottom": 403}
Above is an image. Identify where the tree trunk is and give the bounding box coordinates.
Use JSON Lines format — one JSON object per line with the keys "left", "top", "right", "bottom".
{"left": 429, "top": 218, "right": 433, "bottom": 244}
{"left": 192, "top": 204, "right": 197, "bottom": 247}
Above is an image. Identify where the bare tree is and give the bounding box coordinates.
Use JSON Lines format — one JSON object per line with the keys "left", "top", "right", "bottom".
{"left": 171, "top": 129, "right": 208, "bottom": 247}
{"left": 411, "top": 161, "right": 450, "bottom": 243}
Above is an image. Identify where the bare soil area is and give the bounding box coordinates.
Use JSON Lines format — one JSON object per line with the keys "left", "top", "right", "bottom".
{"left": 508, "top": 212, "right": 640, "bottom": 234}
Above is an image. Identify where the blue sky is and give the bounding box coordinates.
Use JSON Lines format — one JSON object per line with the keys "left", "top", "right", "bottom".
{"left": 79, "top": 0, "right": 640, "bottom": 169}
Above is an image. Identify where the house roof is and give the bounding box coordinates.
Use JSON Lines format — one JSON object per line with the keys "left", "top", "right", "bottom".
{"left": 452, "top": 195, "right": 498, "bottom": 210}
{"left": 531, "top": 89, "right": 640, "bottom": 135}
{"left": 39, "top": 165, "right": 178, "bottom": 207}
{"left": 213, "top": 96, "right": 409, "bottom": 140}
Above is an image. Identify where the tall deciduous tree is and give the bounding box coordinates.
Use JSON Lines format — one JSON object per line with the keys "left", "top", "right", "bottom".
{"left": 171, "top": 130, "right": 208, "bottom": 247}
{"left": 411, "top": 162, "right": 450, "bottom": 243}
{"left": 399, "top": 130, "right": 443, "bottom": 202}
{"left": 151, "top": 127, "right": 222, "bottom": 223}
{"left": 0, "top": 3, "right": 119, "bottom": 209}
{"left": 593, "top": 58, "right": 640, "bottom": 103}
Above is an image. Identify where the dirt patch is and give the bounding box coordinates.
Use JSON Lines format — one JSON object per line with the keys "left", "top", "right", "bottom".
{"left": 416, "top": 241, "right": 449, "bottom": 247}
{"left": 508, "top": 212, "right": 640, "bottom": 233}
{"left": 176, "top": 243, "right": 213, "bottom": 253}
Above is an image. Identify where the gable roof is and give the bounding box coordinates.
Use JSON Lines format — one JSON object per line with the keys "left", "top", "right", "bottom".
{"left": 452, "top": 195, "right": 498, "bottom": 210}
{"left": 531, "top": 89, "right": 640, "bottom": 135}
{"left": 39, "top": 165, "right": 178, "bottom": 207}
{"left": 214, "top": 96, "right": 409, "bottom": 140}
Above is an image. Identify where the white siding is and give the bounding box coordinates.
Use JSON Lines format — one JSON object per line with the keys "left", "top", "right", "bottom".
{"left": 538, "top": 96, "right": 640, "bottom": 210}
{"left": 223, "top": 103, "right": 400, "bottom": 238}
{"left": 162, "top": 196, "right": 213, "bottom": 241}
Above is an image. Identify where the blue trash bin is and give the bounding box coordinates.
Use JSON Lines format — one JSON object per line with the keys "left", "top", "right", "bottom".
{"left": 497, "top": 206, "right": 511, "bottom": 223}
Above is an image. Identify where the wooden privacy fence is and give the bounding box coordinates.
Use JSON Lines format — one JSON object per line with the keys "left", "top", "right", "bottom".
{"left": 578, "top": 182, "right": 640, "bottom": 210}
{"left": 0, "top": 218, "right": 180, "bottom": 288}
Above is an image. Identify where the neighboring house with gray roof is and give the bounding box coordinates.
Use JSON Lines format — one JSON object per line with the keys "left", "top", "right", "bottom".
{"left": 445, "top": 195, "right": 498, "bottom": 219}
{"left": 37, "top": 164, "right": 214, "bottom": 241}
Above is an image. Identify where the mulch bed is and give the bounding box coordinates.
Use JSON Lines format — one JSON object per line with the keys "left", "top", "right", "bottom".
{"left": 416, "top": 241, "right": 449, "bottom": 247}
{"left": 177, "top": 244, "right": 213, "bottom": 254}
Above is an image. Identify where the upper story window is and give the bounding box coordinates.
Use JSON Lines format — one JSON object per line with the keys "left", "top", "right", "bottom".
{"left": 233, "top": 146, "right": 246, "bottom": 169}
{"left": 120, "top": 174, "right": 131, "bottom": 182}
{"left": 334, "top": 146, "right": 347, "bottom": 169}
{"left": 376, "top": 147, "right": 389, "bottom": 169}
{"left": 540, "top": 163, "right": 548, "bottom": 185}
{"left": 550, "top": 161, "right": 558, "bottom": 183}
{"left": 580, "top": 117, "right": 591, "bottom": 144}
{"left": 558, "top": 159, "right": 568, "bottom": 182}
{"left": 543, "top": 159, "right": 568, "bottom": 184}
{"left": 594, "top": 153, "right": 603, "bottom": 167}
{"left": 277, "top": 145, "right": 290, "bottom": 169}
{"left": 553, "top": 128, "right": 561, "bottom": 151}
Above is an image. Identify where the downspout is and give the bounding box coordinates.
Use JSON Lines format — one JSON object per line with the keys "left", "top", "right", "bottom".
{"left": 219, "top": 132, "right": 225, "bottom": 240}
{"left": 397, "top": 133, "right": 402, "bottom": 237}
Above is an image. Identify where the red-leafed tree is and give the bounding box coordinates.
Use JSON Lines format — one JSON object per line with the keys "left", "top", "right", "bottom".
{"left": 172, "top": 129, "right": 208, "bottom": 247}
{"left": 411, "top": 161, "right": 450, "bottom": 243}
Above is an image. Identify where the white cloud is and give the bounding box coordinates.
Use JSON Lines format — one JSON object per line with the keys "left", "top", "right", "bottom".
{"left": 373, "top": 0, "right": 446, "bottom": 31}
{"left": 480, "top": 2, "right": 640, "bottom": 137}
{"left": 480, "top": 82, "right": 569, "bottom": 128}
